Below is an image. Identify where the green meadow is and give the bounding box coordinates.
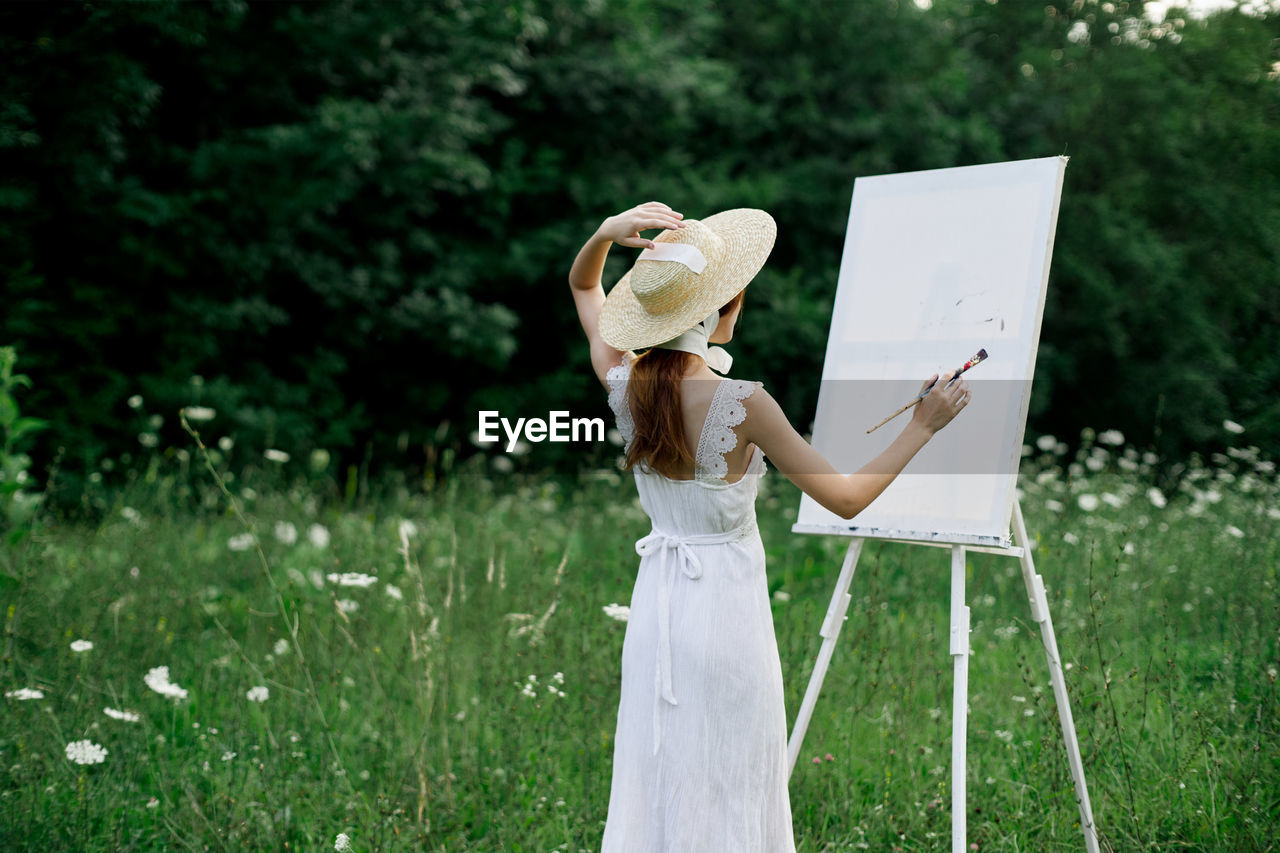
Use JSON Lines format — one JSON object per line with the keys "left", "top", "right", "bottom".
{"left": 2, "top": 429, "right": 1277, "bottom": 852}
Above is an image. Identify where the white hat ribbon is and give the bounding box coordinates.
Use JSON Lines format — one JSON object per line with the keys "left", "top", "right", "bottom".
{"left": 652, "top": 312, "right": 733, "bottom": 374}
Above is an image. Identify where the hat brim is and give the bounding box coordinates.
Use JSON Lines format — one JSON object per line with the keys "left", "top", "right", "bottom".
{"left": 598, "top": 208, "right": 776, "bottom": 351}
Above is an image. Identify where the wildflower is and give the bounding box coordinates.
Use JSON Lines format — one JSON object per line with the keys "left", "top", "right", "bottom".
{"left": 217, "top": 436, "right": 234, "bottom": 452}
{"left": 1101, "top": 492, "right": 1125, "bottom": 508}
{"left": 308, "top": 524, "right": 330, "bottom": 548}
{"left": 121, "top": 507, "right": 143, "bottom": 525}
{"left": 491, "top": 455, "right": 514, "bottom": 473}
{"left": 398, "top": 519, "right": 417, "bottom": 539}
{"left": 221, "top": 751, "right": 236, "bottom": 762}
{"left": 1045, "top": 499, "right": 1064, "bottom": 513}
{"left": 127, "top": 394, "right": 143, "bottom": 409}
{"left": 1077, "top": 494, "right": 1100, "bottom": 512}
{"left": 603, "top": 603, "right": 630, "bottom": 622}
{"left": 336, "top": 599, "right": 359, "bottom": 614}
{"left": 274, "top": 521, "right": 298, "bottom": 545}
{"left": 1062, "top": 531, "right": 1079, "bottom": 545}
{"left": 138, "top": 432, "right": 159, "bottom": 448}
{"left": 1123, "top": 542, "right": 1136, "bottom": 555}
{"left": 246, "top": 686, "right": 269, "bottom": 703}
{"left": 772, "top": 589, "right": 791, "bottom": 602}
{"left": 184, "top": 406, "right": 216, "bottom": 422}
{"left": 1085, "top": 456, "right": 1104, "bottom": 472}
{"left": 509, "top": 440, "right": 530, "bottom": 456}
{"left": 1223, "top": 419, "right": 1245, "bottom": 435}
{"left": 327, "top": 572, "right": 378, "bottom": 588}
{"left": 6, "top": 687, "right": 44, "bottom": 700}
{"left": 104, "top": 707, "right": 141, "bottom": 722}
{"left": 310, "top": 449, "right": 330, "bottom": 471}
{"left": 385, "top": 585, "right": 403, "bottom": 601}
{"left": 1011, "top": 695, "right": 1026, "bottom": 703}
{"left": 144, "top": 666, "right": 189, "bottom": 700}
{"left": 812, "top": 756, "right": 821, "bottom": 764}
{"left": 65, "top": 740, "right": 108, "bottom": 765}
{"left": 334, "top": 833, "right": 353, "bottom": 851}
{"left": 994, "top": 730, "right": 1013, "bottom": 743}
{"left": 228, "top": 533, "right": 256, "bottom": 552}
{"left": 273, "top": 639, "right": 289, "bottom": 656}
{"left": 146, "top": 797, "right": 159, "bottom": 808}
{"left": 70, "top": 639, "right": 94, "bottom": 653}
{"left": 1036, "top": 434, "right": 1056, "bottom": 452}
{"left": 264, "top": 449, "right": 290, "bottom": 463}
{"left": 469, "top": 429, "right": 497, "bottom": 448}
{"left": 607, "top": 428, "right": 624, "bottom": 447}
{"left": 1225, "top": 525, "right": 1244, "bottom": 539}
{"left": 1097, "top": 429, "right": 1124, "bottom": 446}
{"left": 825, "top": 753, "right": 834, "bottom": 761}
{"left": 1147, "top": 487, "right": 1167, "bottom": 509}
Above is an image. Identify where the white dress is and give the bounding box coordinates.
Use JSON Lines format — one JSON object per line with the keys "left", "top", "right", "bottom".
{"left": 601, "top": 351, "right": 796, "bottom": 853}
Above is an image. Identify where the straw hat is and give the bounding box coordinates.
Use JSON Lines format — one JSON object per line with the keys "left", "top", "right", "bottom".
{"left": 598, "top": 208, "right": 776, "bottom": 351}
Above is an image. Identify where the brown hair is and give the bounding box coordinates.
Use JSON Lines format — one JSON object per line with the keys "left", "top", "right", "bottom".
{"left": 621, "top": 291, "right": 745, "bottom": 478}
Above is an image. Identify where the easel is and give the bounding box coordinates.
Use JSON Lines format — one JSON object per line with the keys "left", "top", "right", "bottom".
{"left": 786, "top": 499, "right": 1100, "bottom": 853}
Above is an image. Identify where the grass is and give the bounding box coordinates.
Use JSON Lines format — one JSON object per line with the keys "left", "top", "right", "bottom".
{"left": 1, "top": 429, "right": 1277, "bottom": 851}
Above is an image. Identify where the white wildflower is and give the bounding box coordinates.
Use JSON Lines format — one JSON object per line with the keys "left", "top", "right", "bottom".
{"left": 144, "top": 666, "right": 189, "bottom": 700}
{"left": 6, "top": 687, "right": 44, "bottom": 700}
{"left": 274, "top": 521, "right": 298, "bottom": 545}
{"left": 273, "top": 638, "right": 289, "bottom": 656}
{"left": 308, "top": 524, "right": 330, "bottom": 548}
{"left": 334, "top": 833, "right": 353, "bottom": 852}
{"left": 221, "top": 751, "right": 236, "bottom": 762}
{"left": 308, "top": 569, "right": 325, "bottom": 589}
{"left": 1036, "top": 434, "right": 1057, "bottom": 452}
{"left": 1063, "top": 531, "right": 1079, "bottom": 545}
{"left": 1147, "top": 487, "right": 1167, "bottom": 509}
{"left": 336, "top": 599, "right": 359, "bottom": 614}
{"left": 146, "top": 797, "right": 159, "bottom": 808}
{"left": 264, "top": 449, "right": 290, "bottom": 464}
{"left": 228, "top": 533, "right": 256, "bottom": 552}
{"left": 184, "top": 406, "right": 216, "bottom": 422}
{"left": 1225, "top": 525, "right": 1245, "bottom": 539}
{"left": 1098, "top": 429, "right": 1125, "bottom": 446}
{"left": 138, "top": 432, "right": 158, "bottom": 448}
{"left": 469, "top": 429, "right": 497, "bottom": 448}
{"left": 65, "top": 740, "right": 108, "bottom": 765}
{"left": 1223, "top": 419, "right": 1245, "bottom": 435}
{"left": 603, "top": 603, "right": 630, "bottom": 622}
{"left": 491, "top": 456, "right": 514, "bottom": 473}
{"left": 121, "top": 507, "right": 143, "bottom": 525}
{"left": 1011, "top": 695, "right": 1027, "bottom": 702}
{"left": 1101, "top": 492, "right": 1125, "bottom": 508}
{"left": 70, "top": 639, "right": 94, "bottom": 653}
{"left": 127, "top": 394, "right": 143, "bottom": 409}
{"left": 217, "top": 436, "right": 234, "bottom": 452}
{"left": 104, "top": 707, "right": 141, "bottom": 722}
{"left": 994, "top": 729, "right": 1013, "bottom": 743}
{"left": 327, "top": 572, "right": 377, "bottom": 588}
{"left": 310, "top": 449, "right": 330, "bottom": 471}
{"left": 398, "top": 519, "right": 417, "bottom": 539}
{"left": 607, "top": 428, "right": 624, "bottom": 447}
{"left": 246, "top": 686, "right": 270, "bottom": 703}
{"left": 1077, "top": 494, "right": 1100, "bottom": 512}
{"left": 1045, "top": 499, "right": 1064, "bottom": 513}
{"left": 385, "top": 584, "right": 403, "bottom": 601}
{"left": 772, "top": 589, "right": 791, "bottom": 602}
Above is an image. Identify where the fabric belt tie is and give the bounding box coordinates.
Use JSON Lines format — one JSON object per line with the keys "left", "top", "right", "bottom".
{"left": 634, "top": 519, "right": 757, "bottom": 755}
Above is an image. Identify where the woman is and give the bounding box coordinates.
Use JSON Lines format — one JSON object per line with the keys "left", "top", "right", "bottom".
{"left": 569, "top": 201, "right": 969, "bottom": 851}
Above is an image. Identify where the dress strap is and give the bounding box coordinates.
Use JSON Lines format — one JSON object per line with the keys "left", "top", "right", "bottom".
{"left": 634, "top": 519, "right": 759, "bottom": 755}
{"left": 695, "top": 378, "right": 763, "bottom": 483}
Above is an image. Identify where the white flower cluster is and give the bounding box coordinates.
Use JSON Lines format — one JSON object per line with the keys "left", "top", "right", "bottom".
{"left": 104, "top": 707, "right": 141, "bottom": 722}
{"left": 327, "top": 572, "right": 378, "bottom": 588}
{"left": 602, "top": 603, "right": 630, "bottom": 623}
{"left": 5, "top": 687, "right": 44, "bottom": 700}
{"left": 65, "top": 739, "right": 108, "bottom": 765}
{"left": 70, "top": 639, "right": 94, "bottom": 653}
{"left": 246, "top": 686, "right": 270, "bottom": 703}
{"left": 228, "top": 533, "right": 257, "bottom": 552}
{"left": 144, "top": 666, "right": 189, "bottom": 700}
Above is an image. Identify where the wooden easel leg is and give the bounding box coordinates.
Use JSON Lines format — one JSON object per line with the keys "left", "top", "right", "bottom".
{"left": 1011, "top": 500, "right": 1101, "bottom": 853}
{"left": 950, "top": 544, "right": 971, "bottom": 853}
{"left": 786, "top": 538, "right": 863, "bottom": 778}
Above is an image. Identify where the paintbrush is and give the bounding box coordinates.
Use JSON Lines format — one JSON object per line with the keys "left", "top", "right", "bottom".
{"left": 865, "top": 348, "right": 988, "bottom": 434}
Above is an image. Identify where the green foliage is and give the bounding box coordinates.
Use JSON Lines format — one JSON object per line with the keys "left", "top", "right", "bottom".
{"left": 0, "top": 346, "right": 48, "bottom": 548}
{"left": 0, "top": 0, "right": 1277, "bottom": 504}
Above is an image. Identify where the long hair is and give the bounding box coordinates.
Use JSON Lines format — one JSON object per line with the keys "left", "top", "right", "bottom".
{"left": 621, "top": 290, "right": 745, "bottom": 478}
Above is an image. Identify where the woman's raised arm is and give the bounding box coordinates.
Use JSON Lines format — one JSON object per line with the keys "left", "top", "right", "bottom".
{"left": 569, "top": 202, "right": 686, "bottom": 389}
{"left": 740, "top": 374, "right": 969, "bottom": 519}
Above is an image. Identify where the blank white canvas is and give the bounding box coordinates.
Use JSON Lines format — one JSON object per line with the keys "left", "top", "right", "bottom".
{"left": 794, "top": 156, "right": 1067, "bottom": 547}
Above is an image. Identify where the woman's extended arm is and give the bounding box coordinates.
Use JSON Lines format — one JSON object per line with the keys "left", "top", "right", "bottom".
{"left": 741, "top": 373, "right": 969, "bottom": 519}
{"left": 569, "top": 201, "right": 686, "bottom": 389}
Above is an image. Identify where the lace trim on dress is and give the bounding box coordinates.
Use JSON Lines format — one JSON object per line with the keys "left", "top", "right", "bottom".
{"left": 605, "top": 352, "right": 638, "bottom": 454}
{"left": 695, "top": 378, "right": 762, "bottom": 483}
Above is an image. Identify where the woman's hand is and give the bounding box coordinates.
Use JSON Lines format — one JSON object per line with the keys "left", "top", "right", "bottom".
{"left": 596, "top": 201, "right": 686, "bottom": 249}
{"left": 911, "top": 370, "right": 970, "bottom": 436}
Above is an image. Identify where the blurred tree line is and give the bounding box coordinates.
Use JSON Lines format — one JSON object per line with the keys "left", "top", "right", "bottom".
{"left": 1, "top": 0, "right": 1277, "bottom": 511}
